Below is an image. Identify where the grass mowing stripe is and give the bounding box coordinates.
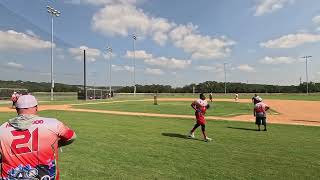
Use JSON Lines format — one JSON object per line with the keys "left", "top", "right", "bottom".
{"left": 72, "top": 101, "right": 265, "bottom": 117}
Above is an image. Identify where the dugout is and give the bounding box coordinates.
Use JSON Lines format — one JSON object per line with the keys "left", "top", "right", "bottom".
{"left": 78, "top": 89, "right": 113, "bottom": 100}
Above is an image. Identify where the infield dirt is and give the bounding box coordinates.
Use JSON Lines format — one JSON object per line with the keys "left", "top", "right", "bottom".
{"left": 1, "top": 98, "right": 319, "bottom": 126}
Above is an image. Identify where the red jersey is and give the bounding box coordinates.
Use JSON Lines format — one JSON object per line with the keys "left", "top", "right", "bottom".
{"left": 0, "top": 116, "right": 75, "bottom": 180}
{"left": 252, "top": 96, "right": 261, "bottom": 105}
{"left": 195, "top": 106, "right": 207, "bottom": 125}
{"left": 254, "top": 102, "right": 268, "bottom": 117}
{"left": 11, "top": 94, "right": 18, "bottom": 102}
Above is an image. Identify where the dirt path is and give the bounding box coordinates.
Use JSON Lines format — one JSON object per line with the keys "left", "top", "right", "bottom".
{"left": 1, "top": 98, "right": 319, "bottom": 127}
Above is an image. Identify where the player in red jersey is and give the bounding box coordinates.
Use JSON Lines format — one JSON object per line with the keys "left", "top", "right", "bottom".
{"left": 188, "top": 93, "right": 212, "bottom": 142}
{"left": 254, "top": 97, "right": 270, "bottom": 131}
{"left": 0, "top": 95, "right": 76, "bottom": 180}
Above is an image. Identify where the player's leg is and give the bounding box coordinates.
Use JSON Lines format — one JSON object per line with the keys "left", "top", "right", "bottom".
{"left": 188, "top": 123, "right": 200, "bottom": 138}
{"left": 201, "top": 124, "right": 211, "bottom": 141}
{"left": 262, "top": 117, "right": 267, "bottom": 131}
{"left": 256, "top": 117, "right": 261, "bottom": 131}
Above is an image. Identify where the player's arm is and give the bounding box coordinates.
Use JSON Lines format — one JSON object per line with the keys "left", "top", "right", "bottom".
{"left": 57, "top": 122, "right": 76, "bottom": 147}
{"left": 191, "top": 101, "right": 197, "bottom": 110}
{"left": 253, "top": 107, "right": 256, "bottom": 116}
{"left": 265, "top": 105, "right": 270, "bottom": 111}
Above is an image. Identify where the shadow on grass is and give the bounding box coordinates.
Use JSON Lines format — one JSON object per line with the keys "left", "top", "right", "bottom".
{"left": 162, "top": 133, "right": 188, "bottom": 139}
{"left": 227, "top": 126, "right": 258, "bottom": 131}
{"left": 162, "top": 133, "right": 206, "bottom": 142}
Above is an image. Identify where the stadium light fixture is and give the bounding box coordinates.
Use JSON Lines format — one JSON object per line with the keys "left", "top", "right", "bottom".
{"left": 132, "top": 34, "right": 137, "bottom": 96}
{"left": 46, "top": 5, "right": 60, "bottom": 101}
{"left": 107, "top": 46, "right": 112, "bottom": 95}
{"left": 301, "top": 56, "right": 312, "bottom": 94}
{"left": 224, "top": 62, "right": 227, "bottom": 94}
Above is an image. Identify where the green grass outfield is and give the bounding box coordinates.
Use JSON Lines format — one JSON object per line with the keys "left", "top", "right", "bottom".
{"left": 73, "top": 101, "right": 255, "bottom": 117}
{"left": 118, "top": 93, "right": 320, "bottom": 101}
{"left": 0, "top": 111, "right": 319, "bottom": 179}
{"left": 0, "top": 93, "right": 319, "bottom": 107}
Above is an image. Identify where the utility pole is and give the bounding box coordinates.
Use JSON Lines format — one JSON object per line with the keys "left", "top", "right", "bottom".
{"left": 133, "top": 34, "right": 137, "bottom": 96}
{"left": 107, "top": 46, "right": 112, "bottom": 95}
{"left": 84, "top": 49, "right": 87, "bottom": 100}
{"left": 302, "top": 56, "right": 312, "bottom": 94}
{"left": 224, "top": 63, "right": 227, "bottom": 94}
{"left": 46, "top": 5, "right": 60, "bottom": 101}
{"left": 299, "top": 77, "right": 302, "bottom": 85}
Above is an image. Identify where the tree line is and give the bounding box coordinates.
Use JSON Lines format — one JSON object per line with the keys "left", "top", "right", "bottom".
{"left": 0, "top": 80, "right": 79, "bottom": 92}
{"left": 117, "top": 81, "right": 320, "bottom": 93}
{"left": 1, "top": 80, "right": 320, "bottom": 93}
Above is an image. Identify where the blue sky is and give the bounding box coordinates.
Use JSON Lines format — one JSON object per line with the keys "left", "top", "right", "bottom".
{"left": 1, "top": 0, "right": 320, "bottom": 87}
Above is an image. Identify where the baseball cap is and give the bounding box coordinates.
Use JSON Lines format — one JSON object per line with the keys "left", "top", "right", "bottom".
{"left": 15, "top": 95, "right": 38, "bottom": 109}
{"left": 257, "top": 97, "right": 263, "bottom": 102}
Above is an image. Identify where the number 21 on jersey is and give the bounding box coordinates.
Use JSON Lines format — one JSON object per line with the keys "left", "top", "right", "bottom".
{"left": 10, "top": 128, "right": 39, "bottom": 155}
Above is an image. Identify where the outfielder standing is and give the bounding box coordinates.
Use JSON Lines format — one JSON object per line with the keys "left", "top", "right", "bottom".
{"left": 188, "top": 93, "right": 212, "bottom": 142}
{"left": 209, "top": 93, "right": 213, "bottom": 102}
{"left": 234, "top": 93, "right": 239, "bottom": 102}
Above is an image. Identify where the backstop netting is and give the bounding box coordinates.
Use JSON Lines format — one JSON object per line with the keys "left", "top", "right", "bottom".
{"left": 0, "top": 88, "right": 28, "bottom": 100}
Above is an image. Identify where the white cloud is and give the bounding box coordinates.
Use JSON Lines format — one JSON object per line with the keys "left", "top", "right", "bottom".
{"left": 145, "top": 68, "right": 164, "bottom": 75}
{"left": 195, "top": 64, "right": 224, "bottom": 72}
{"left": 92, "top": 4, "right": 173, "bottom": 46}
{"left": 123, "top": 50, "right": 191, "bottom": 69}
{"left": 69, "top": 46, "right": 101, "bottom": 62}
{"left": 125, "top": 50, "right": 153, "bottom": 59}
{"left": 92, "top": 4, "right": 235, "bottom": 59}
{"left": 254, "top": 0, "right": 293, "bottom": 16}
{"left": 312, "top": 15, "right": 320, "bottom": 24}
{"left": 0, "top": 30, "right": 53, "bottom": 51}
{"left": 112, "top": 64, "right": 134, "bottom": 72}
{"left": 144, "top": 57, "right": 191, "bottom": 69}
{"left": 5, "top": 62, "right": 24, "bottom": 69}
{"left": 259, "top": 56, "right": 297, "bottom": 64}
{"left": 102, "top": 52, "right": 117, "bottom": 59}
{"left": 313, "top": 15, "right": 320, "bottom": 32}
{"left": 25, "top": 30, "right": 40, "bottom": 38}
{"left": 236, "top": 64, "right": 255, "bottom": 72}
{"left": 260, "top": 33, "right": 320, "bottom": 48}
{"left": 196, "top": 66, "right": 215, "bottom": 71}
{"left": 169, "top": 24, "right": 235, "bottom": 60}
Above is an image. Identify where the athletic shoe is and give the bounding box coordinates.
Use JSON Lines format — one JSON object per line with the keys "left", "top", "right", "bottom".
{"left": 188, "top": 132, "right": 195, "bottom": 139}
{"left": 205, "top": 136, "right": 212, "bottom": 142}
{"left": 263, "top": 129, "right": 267, "bottom": 131}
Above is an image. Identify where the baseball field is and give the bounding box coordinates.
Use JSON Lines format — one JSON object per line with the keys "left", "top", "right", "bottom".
{"left": 0, "top": 94, "right": 319, "bottom": 179}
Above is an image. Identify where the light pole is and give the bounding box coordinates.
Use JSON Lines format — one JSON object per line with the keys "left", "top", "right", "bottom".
{"left": 224, "top": 62, "right": 227, "bottom": 94}
{"left": 46, "top": 5, "right": 60, "bottom": 101}
{"left": 107, "top": 46, "right": 112, "bottom": 95}
{"left": 132, "top": 34, "right": 137, "bottom": 96}
{"left": 302, "top": 56, "right": 312, "bottom": 94}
